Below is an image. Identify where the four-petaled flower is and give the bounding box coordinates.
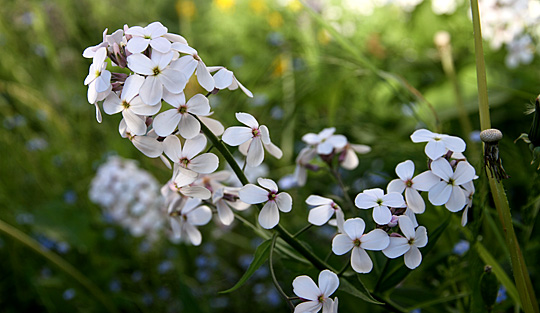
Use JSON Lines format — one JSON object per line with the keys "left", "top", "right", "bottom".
{"left": 410, "top": 129, "right": 466, "bottom": 160}
{"left": 302, "top": 127, "right": 347, "bottom": 155}
{"left": 428, "top": 158, "right": 476, "bottom": 212}
{"left": 292, "top": 269, "right": 339, "bottom": 313}
{"left": 306, "top": 195, "right": 344, "bottom": 230}
{"left": 238, "top": 178, "right": 292, "bottom": 229}
{"left": 125, "top": 21, "right": 172, "bottom": 54}
{"left": 168, "top": 197, "right": 212, "bottom": 246}
{"left": 383, "top": 215, "right": 428, "bottom": 269}
{"left": 163, "top": 134, "right": 219, "bottom": 176}
{"left": 153, "top": 93, "right": 211, "bottom": 138}
{"left": 355, "top": 188, "right": 405, "bottom": 225}
{"left": 332, "top": 218, "right": 389, "bottom": 273}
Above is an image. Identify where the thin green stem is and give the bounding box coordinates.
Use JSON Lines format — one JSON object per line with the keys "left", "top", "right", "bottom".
{"left": 0, "top": 218, "right": 118, "bottom": 313}
{"left": 292, "top": 224, "right": 313, "bottom": 238}
{"left": 337, "top": 261, "right": 349, "bottom": 276}
{"left": 328, "top": 166, "right": 356, "bottom": 213}
{"left": 269, "top": 233, "right": 295, "bottom": 311}
{"left": 470, "top": 1, "right": 539, "bottom": 312}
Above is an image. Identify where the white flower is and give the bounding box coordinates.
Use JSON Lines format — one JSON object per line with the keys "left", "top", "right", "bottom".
{"left": 171, "top": 42, "right": 215, "bottom": 92}
{"left": 382, "top": 216, "right": 428, "bottom": 269}
{"left": 212, "top": 187, "right": 250, "bottom": 226}
{"left": 410, "top": 129, "right": 466, "bottom": 160}
{"left": 153, "top": 93, "right": 211, "bottom": 138}
{"left": 292, "top": 269, "right": 339, "bottom": 313}
{"left": 208, "top": 66, "right": 253, "bottom": 97}
{"left": 338, "top": 143, "right": 371, "bottom": 170}
{"left": 125, "top": 21, "right": 171, "bottom": 54}
{"left": 428, "top": 159, "right": 476, "bottom": 212}
{"left": 354, "top": 188, "right": 405, "bottom": 225}
{"left": 332, "top": 218, "right": 389, "bottom": 273}
{"left": 302, "top": 127, "right": 347, "bottom": 155}
{"left": 222, "top": 112, "right": 282, "bottom": 167}
{"left": 169, "top": 168, "right": 212, "bottom": 199}
{"left": 238, "top": 178, "right": 292, "bottom": 229}
{"left": 168, "top": 197, "right": 212, "bottom": 246}
{"left": 306, "top": 195, "right": 344, "bottom": 229}
{"left": 103, "top": 74, "right": 161, "bottom": 135}
{"left": 163, "top": 134, "right": 219, "bottom": 175}
{"left": 293, "top": 147, "right": 317, "bottom": 187}
{"left": 127, "top": 51, "right": 187, "bottom": 105}
{"left": 84, "top": 47, "right": 111, "bottom": 104}
{"left": 387, "top": 160, "right": 440, "bottom": 214}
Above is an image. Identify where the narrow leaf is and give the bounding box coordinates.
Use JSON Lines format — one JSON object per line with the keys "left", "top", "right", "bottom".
{"left": 219, "top": 239, "right": 272, "bottom": 294}
{"left": 375, "top": 214, "right": 451, "bottom": 292}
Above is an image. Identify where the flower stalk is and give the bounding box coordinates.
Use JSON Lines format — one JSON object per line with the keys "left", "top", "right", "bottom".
{"left": 469, "top": 1, "right": 539, "bottom": 312}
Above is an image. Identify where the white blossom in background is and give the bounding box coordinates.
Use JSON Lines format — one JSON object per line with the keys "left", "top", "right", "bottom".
{"left": 208, "top": 66, "right": 253, "bottom": 97}
{"left": 383, "top": 215, "right": 428, "bottom": 269}
{"left": 338, "top": 143, "right": 371, "bottom": 170}
{"left": 411, "top": 129, "right": 466, "bottom": 160}
{"left": 302, "top": 127, "right": 347, "bottom": 155}
{"left": 103, "top": 74, "right": 161, "bottom": 135}
{"left": 89, "top": 156, "right": 165, "bottom": 241}
{"left": 505, "top": 35, "right": 534, "bottom": 68}
{"left": 387, "top": 160, "right": 440, "bottom": 214}
{"left": 293, "top": 147, "right": 317, "bottom": 186}
{"left": 332, "top": 218, "right": 389, "bottom": 273}
{"left": 428, "top": 158, "right": 476, "bottom": 212}
{"left": 168, "top": 197, "right": 212, "bottom": 246}
{"left": 292, "top": 269, "right": 339, "bottom": 313}
{"left": 355, "top": 188, "right": 405, "bottom": 225}
{"left": 222, "top": 113, "right": 282, "bottom": 167}
{"left": 431, "top": 0, "right": 458, "bottom": 15}
{"left": 239, "top": 178, "right": 292, "bottom": 229}
{"left": 212, "top": 187, "right": 250, "bottom": 226}
{"left": 306, "top": 195, "right": 344, "bottom": 230}
{"left": 153, "top": 93, "right": 211, "bottom": 138}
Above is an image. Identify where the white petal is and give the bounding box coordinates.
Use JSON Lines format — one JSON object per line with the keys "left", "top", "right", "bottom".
{"left": 442, "top": 135, "right": 466, "bottom": 153}
{"left": 189, "top": 153, "right": 219, "bottom": 174}
{"left": 246, "top": 137, "right": 264, "bottom": 167}
{"left": 127, "top": 53, "right": 155, "bottom": 75}
{"left": 343, "top": 218, "right": 365, "bottom": 240}
{"left": 332, "top": 234, "right": 354, "bottom": 255}
{"left": 239, "top": 184, "right": 268, "bottom": 204}
{"left": 140, "top": 76, "right": 163, "bottom": 106}
{"left": 382, "top": 237, "right": 410, "bottom": 258}
{"left": 257, "top": 178, "right": 278, "bottom": 191}
{"left": 196, "top": 60, "right": 215, "bottom": 92}
{"left": 178, "top": 113, "right": 201, "bottom": 139}
{"left": 318, "top": 270, "right": 339, "bottom": 297}
{"left": 163, "top": 90, "right": 186, "bottom": 108}
{"left": 180, "top": 186, "right": 211, "bottom": 199}
{"left": 94, "top": 102, "right": 102, "bottom": 123}
{"left": 405, "top": 188, "right": 425, "bottom": 214}
{"left": 412, "top": 170, "right": 440, "bottom": 191}
{"left": 159, "top": 68, "right": 187, "bottom": 94}
{"left": 306, "top": 195, "right": 332, "bottom": 206}
{"left": 122, "top": 74, "right": 146, "bottom": 102}
{"left": 445, "top": 186, "right": 466, "bottom": 212}
{"left": 404, "top": 246, "right": 422, "bottom": 269}
{"left": 302, "top": 133, "right": 321, "bottom": 145}
{"left": 259, "top": 125, "right": 271, "bottom": 145}
{"left": 317, "top": 141, "right": 334, "bottom": 155}
{"left": 103, "top": 93, "right": 123, "bottom": 115}
{"left": 294, "top": 301, "right": 321, "bottom": 313}
{"left": 235, "top": 112, "right": 259, "bottom": 128}
{"left": 395, "top": 160, "right": 414, "bottom": 180}
{"left": 150, "top": 36, "right": 172, "bottom": 53}
{"left": 431, "top": 158, "right": 453, "bottom": 181}
{"left": 163, "top": 135, "right": 182, "bottom": 162}
{"left": 373, "top": 205, "right": 392, "bottom": 225}
{"left": 327, "top": 135, "right": 347, "bottom": 149}
{"left": 308, "top": 206, "right": 334, "bottom": 226}
{"left": 132, "top": 136, "right": 162, "bottom": 158}
{"left": 453, "top": 161, "right": 476, "bottom": 186}
{"left": 213, "top": 68, "right": 234, "bottom": 89}
{"left": 186, "top": 94, "right": 211, "bottom": 115}
{"left": 382, "top": 192, "right": 405, "bottom": 207}
{"left": 154, "top": 109, "right": 181, "bottom": 137}
{"left": 361, "top": 229, "right": 389, "bottom": 251}
{"left": 351, "top": 247, "right": 373, "bottom": 273}
{"left": 184, "top": 223, "right": 202, "bottom": 246}
{"left": 387, "top": 179, "right": 406, "bottom": 194}
{"left": 216, "top": 200, "right": 234, "bottom": 225}
{"left": 122, "top": 109, "right": 146, "bottom": 136}
{"left": 171, "top": 42, "right": 198, "bottom": 55}
{"left": 129, "top": 97, "right": 161, "bottom": 116}
{"left": 200, "top": 116, "right": 224, "bottom": 136}
{"left": 354, "top": 193, "right": 376, "bottom": 209}
{"left": 222, "top": 126, "right": 252, "bottom": 146}
{"left": 398, "top": 215, "right": 416, "bottom": 239}
{"left": 235, "top": 78, "right": 253, "bottom": 98}
{"left": 182, "top": 134, "right": 207, "bottom": 159}
{"left": 410, "top": 129, "right": 434, "bottom": 143}
{"left": 340, "top": 149, "right": 359, "bottom": 170}
{"left": 428, "top": 181, "right": 452, "bottom": 206}
{"left": 276, "top": 192, "right": 292, "bottom": 212}
{"left": 425, "top": 140, "right": 446, "bottom": 160}
{"left": 126, "top": 37, "right": 150, "bottom": 54}
{"left": 187, "top": 205, "right": 212, "bottom": 226}
{"left": 414, "top": 226, "right": 428, "bottom": 248}
{"left": 258, "top": 201, "right": 279, "bottom": 229}
{"left": 292, "top": 276, "right": 320, "bottom": 301}
{"left": 264, "top": 141, "right": 283, "bottom": 159}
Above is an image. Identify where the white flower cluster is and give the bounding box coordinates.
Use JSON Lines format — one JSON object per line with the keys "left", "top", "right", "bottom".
{"left": 89, "top": 156, "right": 165, "bottom": 241}
{"left": 294, "top": 127, "right": 371, "bottom": 186}
{"left": 302, "top": 128, "right": 475, "bottom": 273}
{"left": 84, "top": 22, "right": 288, "bottom": 245}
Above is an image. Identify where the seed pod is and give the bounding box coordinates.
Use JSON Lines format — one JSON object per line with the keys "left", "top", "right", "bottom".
{"left": 480, "top": 265, "right": 498, "bottom": 311}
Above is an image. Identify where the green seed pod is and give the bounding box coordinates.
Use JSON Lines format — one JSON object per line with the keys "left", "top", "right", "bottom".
{"left": 528, "top": 96, "right": 540, "bottom": 146}
{"left": 480, "top": 265, "right": 498, "bottom": 310}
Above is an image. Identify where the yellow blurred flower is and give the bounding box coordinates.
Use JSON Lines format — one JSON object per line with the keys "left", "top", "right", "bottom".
{"left": 267, "top": 11, "right": 283, "bottom": 29}
{"left": 176, "top": 0, "right": 196, "bottom": 20}
{"left": 272, "top": 54, "right": 289, "bottom": 77}
{"left": 250, "top": 0, "right": 268, "bottom": 14}
{"left": 214, "top": 0, "right": 235, "bottom": 11}
{"left": 287, "top": 0, "right": 302, "bottom": 12}
{"left": 317, "top": 29, "right": 331, "bottom": 45}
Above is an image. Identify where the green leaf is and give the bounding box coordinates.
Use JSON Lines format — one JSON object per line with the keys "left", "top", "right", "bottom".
{"left": 219, "top": 239, "right": 272, "bottom": 294}
{"left": 375, "top": 214, "right": 451, "bottom": 293}
{"left": 339, "top": 276, "right": 383, "bottom": 305}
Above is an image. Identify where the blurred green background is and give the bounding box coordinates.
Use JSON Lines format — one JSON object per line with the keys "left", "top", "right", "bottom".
{"left": 1, "top": 0, "right": 539, "bottom": 311}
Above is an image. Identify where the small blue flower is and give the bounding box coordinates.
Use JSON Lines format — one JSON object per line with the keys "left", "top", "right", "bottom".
{"left": 157, "top": 287, "right": 171, "bottom": 300}
{"left": 56, "top": 242, "right": 70, "bottom": 254}
{"left": 158, "top": 260, "right": 174, "bottom": 274}
{"left": 63, "top": 190, "right": 77, "bottom": 204}
{"left": 131, "top": 271, "right": 143, "bottom": 282}
{"left": 452, "top": 240, "right": 470, "bottom": 256}
{"left": 496, "top": 285, "right": 507, "bottom": 303}
{"left": 63, "top": 288, "right": 76, "bottom": 300}
{"left": 109, "top": 279, "right": 121, "bottom": 293}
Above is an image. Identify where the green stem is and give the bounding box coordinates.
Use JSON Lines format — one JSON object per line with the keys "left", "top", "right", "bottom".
{"left": 196, "top": 116, "right": 406, "bottom": 313}
{"left": 469, "top": 1, "right": 539, "bottom": 312}
{"left": 0, "top": 218, "right": 118, "bottom": 313}
{"left": 292, "top": 224, "right": 313, "bottom": 238}
{"left": 269, "top": 233, "right": 295, "bottom": 310}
